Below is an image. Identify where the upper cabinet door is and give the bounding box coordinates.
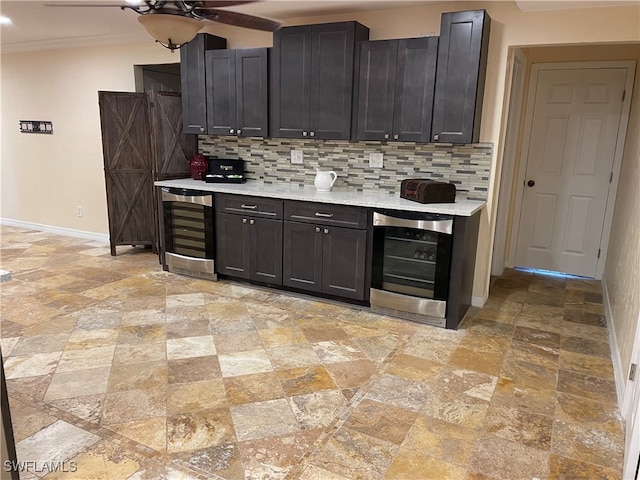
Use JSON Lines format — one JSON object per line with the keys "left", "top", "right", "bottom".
{"left": 431, "top": 10, "right": 491, "bottom": 144}
{"left": 181, "top": 34, "right": 227, "bottom": 134}
{"left": 205, "top": 49, "right": 237, "bottom": 135}
{"left": 355, "top": 40, "right": 398, "bottom": 141}
{"left": 270, "top": 22, "right": 369, "bottom": 140}
{"left": 393, "top": 36, "right": 438, "bottom": 143}
{"left": 270, "top": 26, "right": 312, "bottom": 138}
{"left": 235, "top": 48, "right": 269, "bottom": 137}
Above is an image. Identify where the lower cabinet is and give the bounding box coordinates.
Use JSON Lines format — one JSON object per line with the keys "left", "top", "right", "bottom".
{"left": 282, "top": 201, "right": 369, "bottom": 301}
{"left": 215, "top": 195, "right": 283, "bottom": 285}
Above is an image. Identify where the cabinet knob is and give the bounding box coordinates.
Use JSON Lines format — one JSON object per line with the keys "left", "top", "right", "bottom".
{"left": 302, "top": 131, "right": 308, "bottom": 137}
{"left": 242, "top": 218, "right": 247, "bottom": 224}
{"left": 250, "top": 219, "right": 255, "bottom": 225}
{"left": 199, "top": 127, "right": 205, "bottom": 133}
{"left": 394, "top": 134, "right": 399, "bottom": 140}
{"left": 230, "top": 129, "right": 235, "bottom": 134}
{"left": 315, "top": 226, "right": 321, "bottom": 233}
{"left": 310, "top": 131, "right": 315, "bottom": 137}
{"left": 384, "top": 133, "right": 389, "bottom": 139}
{"left": 237, "top": 129, "right": 241, "bottom": 135}
{"left": 324, "top": 228, "right": 329, "bottom": 234}
{"left": 433, "top": 134, "right": 439, "bottom": 141}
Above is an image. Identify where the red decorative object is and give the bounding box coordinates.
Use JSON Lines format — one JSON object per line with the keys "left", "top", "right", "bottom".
{"left": 189, "top": 154, "right": 208, "bottom": 180}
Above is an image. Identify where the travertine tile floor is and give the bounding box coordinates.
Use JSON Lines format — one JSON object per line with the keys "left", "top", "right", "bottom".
{"left": 0, "top": 225, "right": 624, "bottom": 479}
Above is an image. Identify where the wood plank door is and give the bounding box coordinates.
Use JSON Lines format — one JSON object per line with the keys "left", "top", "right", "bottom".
{"left": 99, "top": 91, "right": 153, "bottom": 256}
{"left": 148, "top": 91, "right": 196, "bottom": 180}
{"left": 515, "top": 65, "right": 630, "bottom": 277}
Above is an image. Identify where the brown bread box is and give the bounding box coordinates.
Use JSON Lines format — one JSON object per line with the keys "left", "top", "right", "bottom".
{"left": 400, "top": 179, "right": 456, "bottom": 204}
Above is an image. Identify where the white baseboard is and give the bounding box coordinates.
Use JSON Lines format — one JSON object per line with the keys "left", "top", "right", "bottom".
{"left": 0, "top": 218, "right": 109, "bottom": 244}
{"left": 472, "top": 295, "right": 487, "bottom": 308}
{"left": 602, "top": 278, "right": 626, "bottom": 409}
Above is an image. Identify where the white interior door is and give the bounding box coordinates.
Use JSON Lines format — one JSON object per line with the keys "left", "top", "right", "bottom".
{"left": 515, "top": 66, "right": 627, "bottom": 277}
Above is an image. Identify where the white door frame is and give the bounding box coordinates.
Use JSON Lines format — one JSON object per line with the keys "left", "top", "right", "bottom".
{"left": 492, "top": 48, "right": 526, "bottom": 276}
{"left": 507, "top": 60, "right": 636, "bottom": 279}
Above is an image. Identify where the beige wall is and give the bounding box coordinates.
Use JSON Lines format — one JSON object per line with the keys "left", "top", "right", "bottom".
{"left": 1, "top": 3, "right": 639, "bottom": 376}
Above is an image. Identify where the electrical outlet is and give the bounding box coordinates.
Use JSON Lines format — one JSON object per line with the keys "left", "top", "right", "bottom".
{"left": 369, "top": 152, "right": 384, "bottom": 168}
{"left": 76, "top": 206, "right": 83, "bottom": 218}
{"left": 291, "top": 149, "right": 304, "bottom": 164}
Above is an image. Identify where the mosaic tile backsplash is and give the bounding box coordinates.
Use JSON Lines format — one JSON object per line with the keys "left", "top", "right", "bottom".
{"left": 199, "top": 136, "right": 493, "bottom": 201}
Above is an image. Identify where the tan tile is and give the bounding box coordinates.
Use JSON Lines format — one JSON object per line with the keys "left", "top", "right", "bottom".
{"left": 4, "top": 351, "right": 62, "bottom": 379}
{"left": 49, "top": 394, "right": 105, "bottom": 424}
{"left": 113, "top": 341, "right": 166, "bottom": 365}
{"left": 218, "top": 349, "right": 273, "bottom": 377}
{"left": 7, "top": 398, "right": 58, "bottom": 442}
{"left": 167, "top": 355, "right": 221, "bottom": 384}
{"left": 384, "top": 447, "right": 467, "bottom": 480}
{"left": 469, "top": 433, "right": 549, "bottom": 479}
{"left": 172, "top": 443, "right": 244, "bottom": 479}
{"left": 311, "top": 339, "right": 367, "bottom": 364}
{"left": 165, "top": 319, "right": 210, "bottom": 339}
{"left": 230, "top": 398, "right": 298, "bottom": 442}
{"left": 267, "top": 344, "right": 322, "bottom": 369}
{"left": 402, "top": 415, "right": 478, "bottom": 467}
{"left": 552, "top": 419, "right": 623, "bottom": 470}
{"left": 548, "top": 453, "right": 622, "bottom": 480}
{"left": 555, "top": 393, "right": 621, "bottom": 433}
{"left": 288, "top": 390, "right": 348, "bottom": 430}
{"left": 9, "top": 333, "right": 70, "bottom": 356}
{"left": 308, "top": 427, "right": 398, "bottom": 479}
{"left": 257, "top": 326, "right": 307, "bottom": 348}
{"left": 557, "top": 370, "right": 617, "bottom": 404}
{"left": 324, "top": 358, "right": 377, "bottom": 389}
{"left": 559, "top": 350, "right": 614, "bottom": 378}
{"left": 500, "top": 355, "right": 558, "bottom": 391}
{"left": 449, "top": 335, "right": 509, "bottom": 376}
{"left": 386, "top": 353, "right": 446, "bottom": 384}
{"left": 344, "top": 398, "right": 417, "bottom": 445}
{"left": 278, "top": 365, "right": 337, "bottom": 396}
{"left": 107, "top": 361, "right": 167, "bottom": 392}
{"left": 101, "top": 387, "right": 166, "bottom": 425}
{"left": 65, "top": 328, "right": 118, "bottom": 350}
{"left": 224, "top": 371, "right": 285, "bottom": 405}
{"left": 116, "top": 324, "right": 166, "bottom": 344}
{"left": 492, "top": 378, "right": 557, "bottom": 416}
{"left": 213, "top": 330, "right": 264, "bottom": 354}
{"left": 366, "top": 373, "right": 431, "bottom": 413}
{"left": 483, "top": 404, "right": 553, "bottom": 449}
{"left": 561, "top": 335, "right": 610, "bottom": 357}
{"left": 167, "top": 408, "right": 237, "bottom": 453}
{"left": 106, "top": 417, "right": 167, "bottom": 452}
{"left": 167, "top": 378, "right": 228, "bottom": 414}
{"left": 6, "top": 374, "right": 52, "bottom": 401}
{"left": 121, "top": 308, "right": 166, "bottom": 327}
{"left": 21, "top": 316, "right": 77, "bottom": 335}
{"left": 166, "top": 335, "right": 216, "bottom": 360}
{"left": 44, "top": 367, "right": 111, "bottom": 401}
{"left": 56, "top": 345, "right": 115, "bottom": 373}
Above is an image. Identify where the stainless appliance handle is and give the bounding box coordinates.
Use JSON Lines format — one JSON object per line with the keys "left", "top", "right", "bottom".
{"left": 373, "top": 211, "right": 453, "bottom": 235}
{"left": 161, "top": 189, "right": 212, "bottom": 208}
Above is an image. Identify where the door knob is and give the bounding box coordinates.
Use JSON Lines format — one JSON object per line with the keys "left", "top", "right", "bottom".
{"left": 527, "top": 180, "right": 535, "bottom": 187}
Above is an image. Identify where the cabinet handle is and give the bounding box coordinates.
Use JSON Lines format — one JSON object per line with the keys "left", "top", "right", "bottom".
{"left": 384, "top": 133, "right": 389, "bottom": 139}
{"left": 302, "top": 131, "right": 308, "bottom": 137}
{"left": 240, "top": 204, "right": 257, "bottom": 210}
{"left": 230, "top": 129, "right": 235, "bottom": 134}
{"left": 237, "top": 129, "right": 242, "bottom": 135}
{"left": 393, "top": 134, "right": 399, "bottom": 140}
{"left": 433, "top": 134, "right": 439, "bottom": 141}
{"left": 315, "top": 226, "right": 321, "bottom": 233}
{"left": 310, "top": 131, "right": 315, "bottom": 137}
{"left": 242, "top": 218, "right": 247, "bottom": 224}
{"left": 249, "top": 219, "right": 255, "bottom": 225}
{"left": 314, "top": 212, "right": 333, "bottom": 218}
{"left": 324, "top": 228, "right": 330, "bottom": 234}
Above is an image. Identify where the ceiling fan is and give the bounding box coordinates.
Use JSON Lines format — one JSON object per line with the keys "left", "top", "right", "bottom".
{"left": 46, "top": 1, "right": 282, "bottom": 51}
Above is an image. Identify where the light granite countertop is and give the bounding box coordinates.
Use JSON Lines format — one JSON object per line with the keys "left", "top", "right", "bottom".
{"left": 154, "top": 178, "right": 485, "bottom": 217}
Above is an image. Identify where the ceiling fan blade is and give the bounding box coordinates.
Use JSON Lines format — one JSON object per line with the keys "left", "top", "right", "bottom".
{"left": 196, "top": 1, "right": 258, "bottom": 8}
{"left": 197, "top": 8, "right": 281, "bottom": 31}
{"left": 44, "top": 3, "right": 125, "bottom": 7}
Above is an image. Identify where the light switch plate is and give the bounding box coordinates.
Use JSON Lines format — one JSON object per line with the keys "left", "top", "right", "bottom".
{"left": 291, "top": 149, "right": 304, "bottom": 164}
{"left": 369, "top": 152, "right": 383, "bottom": 168}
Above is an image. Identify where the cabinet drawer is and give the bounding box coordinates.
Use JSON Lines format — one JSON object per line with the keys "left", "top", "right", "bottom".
{"left": 216, "top": 194, "right": 283, "bottom": 219}
{"left": 284, "top": 201, "right": 368, "bottom": 229}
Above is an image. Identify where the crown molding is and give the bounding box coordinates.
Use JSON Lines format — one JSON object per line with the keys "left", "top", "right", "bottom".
{"left": 1, "top": 31, "right": 150, "bottom": 54}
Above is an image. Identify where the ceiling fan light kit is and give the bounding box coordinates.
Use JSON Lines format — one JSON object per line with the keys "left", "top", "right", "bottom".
{"left": 137, "top": 13, "right": 202, "bottom": 51}
{"left": 120, "top": 0, "right": 282, "bottom": 51}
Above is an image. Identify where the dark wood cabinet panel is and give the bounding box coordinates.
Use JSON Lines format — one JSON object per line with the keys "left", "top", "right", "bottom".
{"left": 283, "top": 221, "right": 323, "bottom": 292}
{"left": 180, "top": 33, "right": 227, "bottom": 134}
{"left": 271, "top": 22, "right": 369, "bottom": 140}
{"left": 322, "top": 226, "right": 367, "bottom": 300}
{"left": 356, "top": 37, "right": 437, "bottom": 142}
{"left": 250, "top": 217, "right": 283, "bottom": 284}
{"left": 215, "top": 195, "right": 283, "bottom": 285}
{"left": 215, "top": 212, "right": 250, "bottom": 279}
{"left": 206, "top": 48, "right": 268, "bottom": 137}
{"left": 432, "top": 10, "right": 490, "bottom": 144}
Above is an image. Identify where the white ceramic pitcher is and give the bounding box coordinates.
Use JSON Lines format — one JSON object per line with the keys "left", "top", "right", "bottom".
{"left": 314, "top": 170, "right": 337, "bottom": 192}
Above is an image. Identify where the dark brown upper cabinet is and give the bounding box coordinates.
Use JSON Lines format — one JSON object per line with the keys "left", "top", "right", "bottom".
{"left": 355, "top": 37, "right": 438, "bottom": 142}
{"left": 180, "top": 33, "right": 227, "bottom": 134}
{"left": 431, "top": 9, "right": 491, "bottom": 144}
{"left": 205, "top": 48, "right": 269, "bottom": 137}
{"left": 270, "top": 21, "right": 369, "bottom": 140}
